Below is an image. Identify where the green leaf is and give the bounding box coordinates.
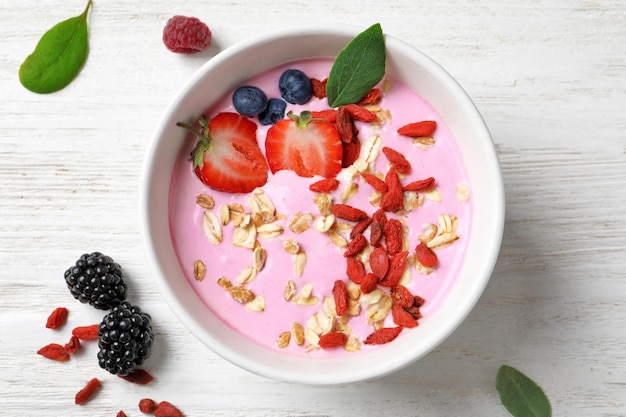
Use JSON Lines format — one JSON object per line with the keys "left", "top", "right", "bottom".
{"left": 326, "top": 23, "right": 386, "bottom": 107}
{"left": 18, "top": 0, "right": 92, "bottom": 94}
{"left": 496, "top": 365, "right": 552, "bottom": 417}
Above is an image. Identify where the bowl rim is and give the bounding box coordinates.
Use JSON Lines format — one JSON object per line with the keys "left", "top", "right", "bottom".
{"left": 140, "top": 24, "right": 505, "bottom": 385}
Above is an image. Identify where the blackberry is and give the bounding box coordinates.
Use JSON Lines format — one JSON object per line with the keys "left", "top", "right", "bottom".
{"left": 64, "top": 252, "right": 127, "bottom": 310}
{"left": 97, "top": 301, "right": 154, "bottom": 376}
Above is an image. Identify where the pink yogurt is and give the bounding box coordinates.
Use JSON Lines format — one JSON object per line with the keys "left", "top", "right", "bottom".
{"left": 168, "top": 58, "right": 472, "bottom": 357}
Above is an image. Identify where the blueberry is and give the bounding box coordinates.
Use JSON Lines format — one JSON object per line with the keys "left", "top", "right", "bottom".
{"left": 278, "top": 69, "right": 312, "bottom": 105}
{"left": 232, "top": 86, "right": 268, "bottom": 117}
{"left": 258, "top": 98, "right": 287, "bottom": 125}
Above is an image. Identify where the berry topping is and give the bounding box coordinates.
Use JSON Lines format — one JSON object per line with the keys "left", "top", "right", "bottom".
{"left": 278, "top": 69, "right": 313, "bottom": 105}
{"left": 177, "top": 112, "right": 269, "bottom": 193}
{"left": 265, "top": 111, "right": 342, "bottom": 178}
{"left": 97, "top": 302, "right": 154, "bottom": 376}
{"left": 64, "top": 252, "right": 127, "bottom": 310}
{"left": 232, "top": 85, "right": 268, "bottom": 117}
{"left": 258, "top": 98, "right": 287, "bottom": 125}
{"left": 162, "top": 15, "right": 211, "bottom": 54}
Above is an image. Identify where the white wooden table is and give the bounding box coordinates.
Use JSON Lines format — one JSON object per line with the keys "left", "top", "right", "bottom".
{"left": 1, "top": 1, "right": 625, "bottom": 415}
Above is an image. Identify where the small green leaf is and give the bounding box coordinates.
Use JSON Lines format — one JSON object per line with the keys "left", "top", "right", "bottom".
{"left": 19, "top": 0, "right": 92, "bottom": 94}
{"left": 326, "top": 23, "right": 386, "bottom": 107}
{"left": 496, "top": 365, "right": 552, "bottom": 417}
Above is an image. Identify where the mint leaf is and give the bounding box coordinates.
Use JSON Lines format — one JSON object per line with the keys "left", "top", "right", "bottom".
{"left": 326, "top": 23, "right": 385, "bottom": 107}
{"left": 496, "top": 365, "right": 551, "bottom": 417}
{"left": 19, "top": 0, "right": 92, "bottom": 94}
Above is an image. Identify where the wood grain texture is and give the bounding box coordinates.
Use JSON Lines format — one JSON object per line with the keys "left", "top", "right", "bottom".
{"left": 1, "top": 0, "right": 625, "bottom": 415}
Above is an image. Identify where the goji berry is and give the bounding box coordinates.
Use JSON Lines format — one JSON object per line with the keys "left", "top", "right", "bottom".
{"left": 404, "top": 304, "right": 422, "bottom": 320}
{"left": 344, "top": 233, "right": 367, "bottom": 257}
{"left": 336, "top": 106, "right": 355, "bottom": 143}
{"left": 382, "top": 146, "right": 411, "bottom": 175}
{"left": 380, "top": 169, "right": 404, "bottom": 212}
{"left": 318, "top": 332, "right": 348, "bottom": 349}
{"left": 361, "top": 173, "right": 388, "bottom": 193}
{"left": 391, "top": 303, "right": 418, "bottom": 328}
{"left": 397, "top": 120, "right": 437, "bottom": 137}
{"left": 37, "top": 343, "right": 70, "bottom": 361}
{"left": 357, "top": 88, "right": 381, "bottom": 105}
{"left": 369, "top": 220, "right": 383, "bottom": 247}
{"left": 117, "top": 411, "right": 128, "bottom": 417}
{"left": 311, "top": 77, "right": 327, "bottom": 99}
{"left": 346, "top": 257, "right": 366, "bottom": 284}
{"left": 390, "top": 285, "right": 414, "bottom": 308}
{"left": 154, "top": 401, "right": 185, "bottom": 417}
{"left": 72, "top": 324, "right": 99, "bottom": 341}
{"left": 341, "top": 138, "right": 361, "bottom": 167}
{"left": 369, "top": 247, "right": 389, "bottom": 278}
{"left": 310, "top": 109, "right": 336, "bottom": 122}
{"left": 371, "top": 208, "right": 387, "bottom": 227}
{"left": 363, "top": 326, "right": 403, "bottom": 345}
{"left": 403, "top": 177, "right": 436, "bottom": 192}
{"left": 379, "top": 251, "right": 408, "bottom": 287}
{"left": 360, "top": 272, "right": 378, "bottom": 294}
{"left": 332, "top": 280, "right": 348, "bottom": 316}
{"left": 331, "top": 203, "right": 368, "bottom": 222}
{"left": 75, "top": 378, "right": 100, "bottom": 405}
{"left": 119, "top": 368, "right": 155, "bottom": 385}
{"left": 415, "top": 242, "right": 438, "bottom": 267}
{"left": 413, "top": 295, "right": 426, "bottom": 308}
{"left": 384, "top": 218, "right": 403, "bottom": 256}
{"left": 139, "top": 398, "right": 157, "bottom": 413}
{"left": 309, "top": 178, "right": 340, "bottom": 193}
{"left": 344, "top": 103, "right": 377, "bottom": 122}
{"left": 45, "top": 307, "right": 68, "bottom": 329}
{"left": 64, "top": 335, "right": 81, "bottom": 354}
{"left": 350, "top": 217, "right": 372, "bottom": 240}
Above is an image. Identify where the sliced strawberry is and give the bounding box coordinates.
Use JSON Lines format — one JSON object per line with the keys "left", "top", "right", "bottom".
{"left": 265, "top": 111, "right": 342, "bottom": 178}
{"left": 178, "top": 112, "right": 268, "bottom": 193}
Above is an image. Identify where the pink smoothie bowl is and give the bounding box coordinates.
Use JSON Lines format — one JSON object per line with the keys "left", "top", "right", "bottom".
{"left": 140, "top": 25, "right": 505, "bottom": 385}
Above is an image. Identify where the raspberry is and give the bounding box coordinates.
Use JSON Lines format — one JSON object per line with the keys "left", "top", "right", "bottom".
{"left": 163, "top": 15, "right": 211, "bottom": 54}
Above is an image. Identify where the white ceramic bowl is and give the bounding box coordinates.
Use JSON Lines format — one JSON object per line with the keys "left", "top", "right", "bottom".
{"left": 141, "top": 25, "right": 504, "bottom": 385}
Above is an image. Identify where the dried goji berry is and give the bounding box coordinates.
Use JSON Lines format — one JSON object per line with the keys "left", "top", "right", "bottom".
{"left": 392, "top": 303, "right": 418, "bottom": 328}
{"left": 357, "top": 88, "right": 382, "bottom": 106}
{"left": 363, "top": 326, "right": 403, "bottom": 345}
{"left": 349, "top": 217, "right": 372, "bottom": 240}
{"left": 384, "top": 218, "right": 403, "bottom": 256}
{"left": 403, "top": 177, "right": 436, "bottom": 192}
{"left": 415, "top": 242, "right": 438, "bottom": 267}
{"left": 344, "top": 233, "right": 367, "bottom": 257}
{"left": 390, "top": 285, "right": 414, "bottom": 308}
{"left": 397, "top": 120, "right": 437, "bottom": 137}
{"left": 341, "top": 138, "right": 361, "bottom": 167}
{"left": 332, "top": 280, "right": 348, "bottom": 316}
{"left": 37, "top": 343, "right": 70, "bottom": 361}
{"left": 369, "top": 220, "right": 384, "bottom": 247}
{"left": 154, "top": 401, "right": 184, "bottom": 417}
{"left": 413, "top": 295, "right": 426, "bottom": 308}
{"left": 382, "top": 146, "right": 411, "bottom": 175}
{"left": 117, "top": 411, "right": 128, "bottom": 417}
{"left": 344, "top": 103, "right": 377, "bottom": 122}
{"left": 308, "top": 178, "right": 340, "bottom": 193}
{"left": 64, "top": 335, "right": 81, "bottom": 354}
{"left": 360, "top": 272, "right": 378, "bottom": 294}
{"left": 379, "top": 251, "right": 408, "bottom": 287}
{"left": 139, "top": 398, "right": 157, "bottom": 413}
{"left": 310, "top": 109, "right": 336, "bottom": 122}
{"left": 119, "top": 369, "right": 155, "bottom": 385}
{"left": 361, "top": 173, "right": 388, "bottom": 193}
{"left": 336, "top": 106, "right": 355, "bottom": 143}
{"left": 72, "top": 324, "right": 99, "bottom": 341}
{"left": 45, "top": 306, "right": 68, "bottom": 329}
{"left": 404, "top": 305, "right": 422, "bottom": 320}
{"left": 75, "top": 378, "right": 101, "bottom": 405}
{"left": 380, "top": 169, "right": 404, "bottom": 212}
{"left": 311, "top": 77, "right": 327, "bottom": 99}
{"left": 331, "top": 203, "right": 368, "bottom": 222}
{"left": 371, "top": 208, "right": 387, "bottom": 227}
{"left": 346, "top": 257, "right": 366, "bottom": 284}
{"left": 318, "top": 332, "right": 348, "bottom": 349}
{"left": 369, "top": 247, "right": 389, "bottom": 278}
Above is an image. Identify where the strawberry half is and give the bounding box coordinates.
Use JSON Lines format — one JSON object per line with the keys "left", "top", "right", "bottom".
{"left": 265, "top": 111, "right": 342, "bottom": 178}
{"left": 178, "top": 112, "right": 268, "bottom": 193}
